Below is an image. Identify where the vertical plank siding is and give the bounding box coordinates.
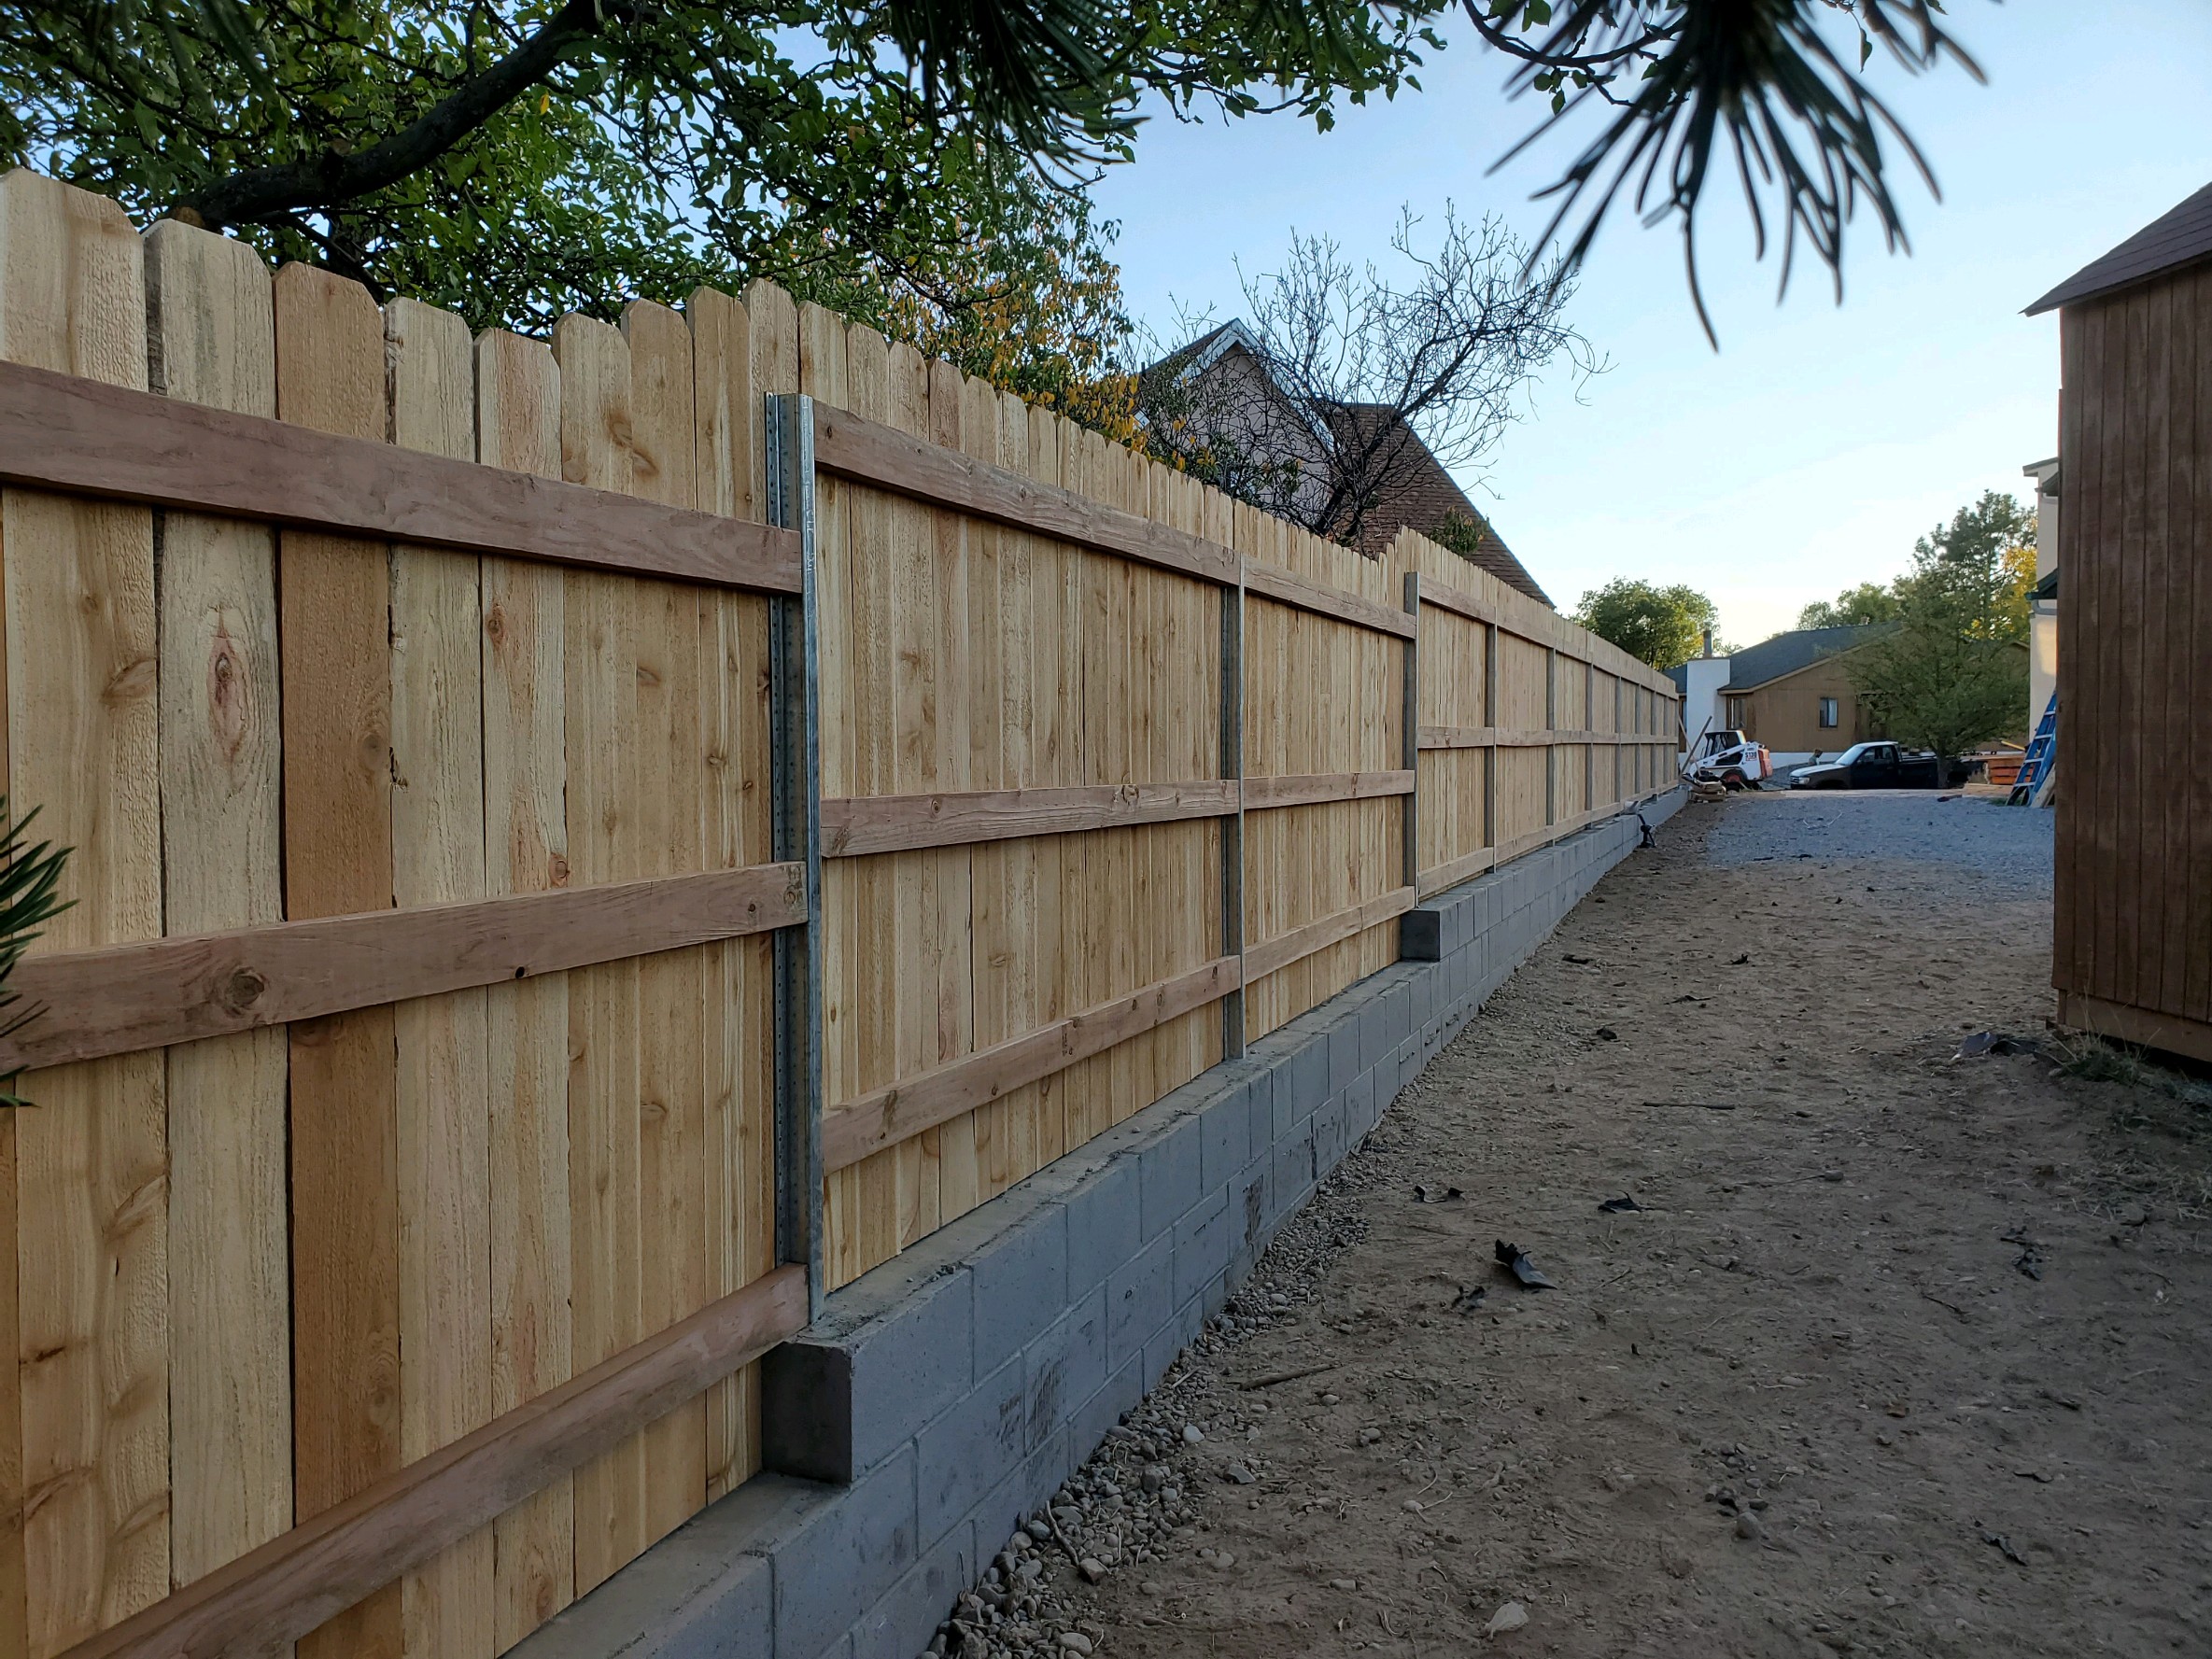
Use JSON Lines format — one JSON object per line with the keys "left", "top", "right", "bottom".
{"left": 2053, "top": 270, "right": 2212, "bottom": 1058}
{"left": 0, "top": 164, "right": 1679, "bottom": 1654}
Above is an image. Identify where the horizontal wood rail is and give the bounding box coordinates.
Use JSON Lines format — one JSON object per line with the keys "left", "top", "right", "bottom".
{"left": 0, "top": 359, "right": 803, "bottom": 593}
{"left": 812, "top": 403, "right": 1238, "bottom": 586}
{"left": 1417, "top": 725, "right": 1651, "bottom": 751}
{"left": 811, "top": 404, "right": 1431, "bottom": 642}
{"left": 824, "top": 955, "right": 1241, "bottom": 1171}
{"left": 0, "top": 865, "right": 805, "bottom": 1072}
{"left": 1241, "top": 770, "right": 1416, "bottom": 810}
{"left": 1416, "top": 844, "right": 1499, "bottom": 901}
{"left": 58, "top": 1264, "right": 809, "bottom": 1659}
{"left": 1242, "top": 561, "right": 1419, "bottom": 640}
{"left": 822, "top": 780, "right": 1238, "bottom": 857}
{"left": 1244, "top": 886, "right": 1418, "bottom": 985}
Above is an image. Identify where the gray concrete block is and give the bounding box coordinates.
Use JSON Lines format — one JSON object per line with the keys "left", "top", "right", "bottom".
{"left": 963, "top": 1421, "right": 1073, "bottom": 1601}
{"left": 1272, "top": 1129, "right": 1315, "bottom": 1214}
{"left": 1327, "top": 1013, "right": 1361, "bottom": 1095}
{"left": 1315, "top": 1090, "right": 1349, "bottom": 1172}
{"left": 1171, "top": 1186, "right": 1231, "bottom": 1308}
{"left": 762, "top": 1264, "right": 973, "bottom": 1484}
{"left": 1232, "top": 1154, "right": 1270, "bottom": 1252}
{"left": 848, "top": 1516, "right": 974, "bottom": 1659}
{"left": 1245, "top": 1076, "right": 1273, "bottom": 1174}
{"left": 766, "top": 1450, "right": 920, "bottom": 1659}
{"left": 1273, "top": 1038, "right": 1326, "bottom": 1140}
{"left": 1138, "top": 1114, "right": 1205, "bottom": 1239}
{"left": 916, "top": 1355, "right": 1024, "bottom": 1550}
{"left": 1198, "top": 1079, "right": 1252, "bottom": 1192}
{"left": 1064, "top": 1157, "right": 1138, "bottom": 1298}
{"left": 1399, "top": 907, "right": 1442, "bottom": 960}
{"left": 1143, "top": 1294, "right": 1206, "bottom": 1384}
{"left": 1071, "top": 1355, "right": 1145, "bottom": 1461}
{"left": 1105, "top": 1231, "right": 1171, "bottom": 1369}
{"left": 1023, "top": 1284, "right": 1107, "bottom": 1453}
{"left": 972, "top": 1203, "right": 1066, "bottom": 1381}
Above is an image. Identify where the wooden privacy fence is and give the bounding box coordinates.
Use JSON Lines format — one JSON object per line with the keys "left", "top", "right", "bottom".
{"left": 0, "top": 166, "right": 1676, "bottom": 1659}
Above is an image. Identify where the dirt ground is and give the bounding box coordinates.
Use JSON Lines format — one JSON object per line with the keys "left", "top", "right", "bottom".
{"left": 989, "top": 792, "right": 2212, "bottom": 1659}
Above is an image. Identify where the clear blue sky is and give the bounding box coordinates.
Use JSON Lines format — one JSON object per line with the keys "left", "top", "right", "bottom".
{"left": 1089, "top": 2, "right": 2212, "bottom": 644}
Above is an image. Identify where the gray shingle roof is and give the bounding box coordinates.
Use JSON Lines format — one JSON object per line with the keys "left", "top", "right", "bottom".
{"left": 1718, "top": 625, "right": 1891, "bottom": 693}
{"left": 2025, "top": 180, "right": 2212, "bottom": 315}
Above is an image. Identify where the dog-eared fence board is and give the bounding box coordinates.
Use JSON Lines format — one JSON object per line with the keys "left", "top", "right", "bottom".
{"left": 0, "top": 164, "right": 1679, "bottom": 1659}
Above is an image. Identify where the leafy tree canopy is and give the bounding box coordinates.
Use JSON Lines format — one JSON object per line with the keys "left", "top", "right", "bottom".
{"left": 3, "top": 0, "right": 1985, "bottom": 359}
{"left": 1797, "top": 580, "right": 1901, "bottom": 629}
{"left": 1571, "top": 577, "right": 1718, "bottom": 669}
{"left": 1850, "top": 489, "right": 2035, "bottom": 752}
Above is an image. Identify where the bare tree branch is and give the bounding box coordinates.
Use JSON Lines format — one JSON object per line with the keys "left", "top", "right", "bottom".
{"left": 1141, "top": 206, "right": 1599, "bottom": 553}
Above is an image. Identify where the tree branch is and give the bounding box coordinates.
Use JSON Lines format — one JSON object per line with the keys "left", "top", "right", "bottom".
{"left": 177, "top": 0, "right": 618, "bottom": 230}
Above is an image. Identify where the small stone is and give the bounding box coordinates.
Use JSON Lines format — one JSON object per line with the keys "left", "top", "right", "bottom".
{"left": 1140, "top": 1581, "right": 1164, "bottom": 1597}
{"left": 1360, "top": 1427, "right": 1383, "bottom": 1445}
{"left": 1735, "top": 1511, "right": 1764, "bottom": 1541}
{"left": 1212, "top": 1551, "right": 1236, "bottom": 1568}
{"left": 1160, "top": 1485, "right": 1180, "bottom": 1505}
{"left": 1226, "top": 1462, "right": 1256, "bottom": 1485}
{"left": 1876, "top": 1433, "right": 1895, "bottom": 1448}
{"left": 1486, "top": 1601, "right": 1529, "bottom": 1636}
{"left": 1330, "top": 1578, "right": 1359, "bottom": 1592}
{"left": 1009, "top": 1532, "right": 1033, "bottom": 1554}
{"left": 1059, "top": 1636, "right": 1093, "bottom": 1655}
{"left": 1078, "top": 1558, "right": 1106, "bottom": 1583}
{"left": 1321, "top": 1392, "right": 1341, "bottom": 1406}
{"left": 1402, "top": 1498, "right": 1424, "bottom": 1513}
{"left": 1182, "top": 1424, "right": 1205, "bottom": 1444}
{"left": 1025, "top": 1519, "right": 1052, "bottom": 1542}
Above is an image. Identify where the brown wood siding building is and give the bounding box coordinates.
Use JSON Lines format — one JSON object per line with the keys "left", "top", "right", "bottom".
{"left": 2034, "top": 187, "right": 2212, "bottom": 1062}
{"left": 1724, "top": 652, "right": 1873, "bottom": 754}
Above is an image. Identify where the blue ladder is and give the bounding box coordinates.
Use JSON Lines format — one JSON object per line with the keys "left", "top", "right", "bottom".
{"left": 2009, "top": 692, "right": 2057, "bottom": 805}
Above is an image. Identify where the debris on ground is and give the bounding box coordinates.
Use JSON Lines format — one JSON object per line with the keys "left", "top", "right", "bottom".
{"left": 1411, "top": 1183, "right": 1463, "bottom": 1202}
{"left": 2003, "top": 1225, "right": 2045, "bottom": 1280}
{"left": 1485, "top": 1600, "right": 1529, "bottom": 1636}
{"left": 1980, "top": 1527, "right": 2030, "bottom": 1568}
{"left": 1494, "top": 1240, "right": 1556, "bottom": 1288}
{"left": 1599, "top": 1195, "right": 1642, "bottom": 1213}
{"left": 1958, "top": 1030, "right": 2040, "bottom": 1059}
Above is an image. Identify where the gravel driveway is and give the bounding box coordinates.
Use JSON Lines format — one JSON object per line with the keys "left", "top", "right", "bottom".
{"left": 925, "top": 791, "right": 2208, "bottom": 1659}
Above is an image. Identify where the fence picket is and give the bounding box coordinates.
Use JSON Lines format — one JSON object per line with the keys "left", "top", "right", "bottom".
{"left": 142, "top": 218, "right": 292, "bottom": 1597}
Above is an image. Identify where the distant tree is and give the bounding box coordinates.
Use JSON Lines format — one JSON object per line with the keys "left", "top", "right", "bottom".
{"left": 1571, "top": 578, "right": 1719, "bottom": 669}
{"left": 1852, "top": 491, "right": 2035, "bottom": 752}
{"left": 1139, "top": 206, "right": 1599, "bottom": 547}
{"left": 1427, "top": 509, "right": 1499, "bottom": 563}
{"left": 1796, "top": 580, "right": 1901, "bottom": 629}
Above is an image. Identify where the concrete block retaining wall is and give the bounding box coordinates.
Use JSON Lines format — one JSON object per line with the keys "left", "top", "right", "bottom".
{"left": 513, "top": 790, "right": 1684, "bottom": 1659}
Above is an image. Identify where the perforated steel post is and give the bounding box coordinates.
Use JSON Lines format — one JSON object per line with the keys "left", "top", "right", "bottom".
{"left": 766, "top": 391, "right": 826, "bottom": 1317}
{"left": 1219, "top": 574, "right": 1246, "bottom": 1059}
{"left": 1401, "top": 572, "right": 1420, "bottom": 889}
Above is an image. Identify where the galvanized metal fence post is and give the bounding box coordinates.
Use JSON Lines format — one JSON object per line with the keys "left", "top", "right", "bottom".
{"left": 1402, "top": 572, "right": 1420, "bottom": 890}
{"left": 1483, "top": 621, "right": 1499, "bottom": 855}
{"left": 1219, "top": 572, "right": 1246, "bottom": 1059}
{"left": 766, "top": 391, "right": 826, "bottom": 1318}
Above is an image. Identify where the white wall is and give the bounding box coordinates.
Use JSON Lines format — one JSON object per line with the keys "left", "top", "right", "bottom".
{"left": 1676, "top": 654, "right": 1733, "bottom": 759}
{"left": 2024, "top": 455, "right": 2060, "bottom": 736}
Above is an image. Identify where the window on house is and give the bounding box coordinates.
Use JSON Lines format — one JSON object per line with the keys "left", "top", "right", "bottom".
{"left": 1818, "top": 696, "right": 1839, "bottom": 728}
